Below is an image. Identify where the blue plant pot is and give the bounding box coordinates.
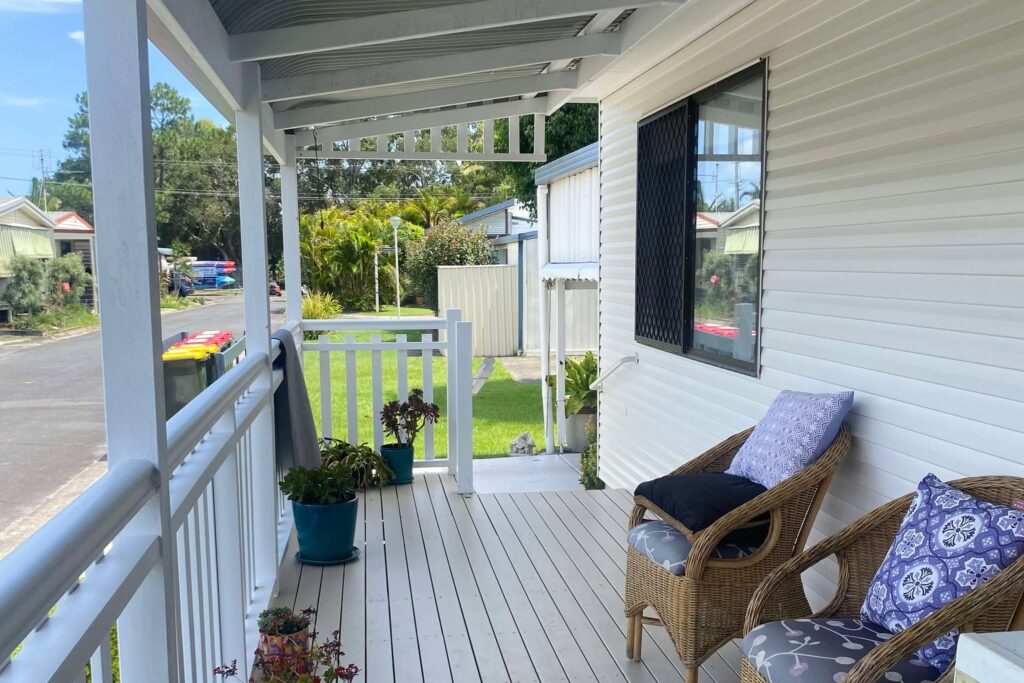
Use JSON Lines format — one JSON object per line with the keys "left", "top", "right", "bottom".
{"left": 381, "top": 443, "right": 414, "bottom": 485}
{"left": 292, "top": 497, "right": 359, "bottom": 564}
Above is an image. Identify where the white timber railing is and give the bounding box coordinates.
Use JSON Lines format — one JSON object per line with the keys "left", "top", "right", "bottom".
{"left": 301, "top": 309, "right": 474, "bottom": 494}
{"left": 0, "top": 322, "right": 299, "bottom": 682}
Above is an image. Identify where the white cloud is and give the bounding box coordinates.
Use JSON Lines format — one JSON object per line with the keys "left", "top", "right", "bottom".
{"left": 68, "top": 29, "right": 84, "bottom": 45}
{"left": 0, "top": 93, "right": 47, "bottom": 107}
{"left": 0, "top": 0, "right": 80, "bottom": 13}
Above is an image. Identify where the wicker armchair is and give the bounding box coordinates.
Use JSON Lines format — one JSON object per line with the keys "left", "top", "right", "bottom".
{"left": 625, "top": 425, "right": 851, "bottom": 683}
{"left": 741, "top": 476, "right": 1024, "bottom": 683}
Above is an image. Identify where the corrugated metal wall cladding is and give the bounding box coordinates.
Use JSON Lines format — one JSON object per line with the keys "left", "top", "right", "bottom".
{"left": 437, "top": 265, "right": 518, "bottom": 356}
{"left": 597, "top": 0, "right": 1024, "bottom": 607}
{"left": 549, "top": 168, "right": 600, "bottom": 263}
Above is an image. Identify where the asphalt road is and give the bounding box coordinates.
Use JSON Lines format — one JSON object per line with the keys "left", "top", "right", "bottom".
{"left": 0, "top": 295, "right": 285, "bottom": 554}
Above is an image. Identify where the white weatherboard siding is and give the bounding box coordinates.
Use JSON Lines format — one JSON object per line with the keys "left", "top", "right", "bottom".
{"left": 597, "top": 0, "right": 1024, "bottom": 608}
{"left": 549, "top": 166, "right": 600, "bottom": 263}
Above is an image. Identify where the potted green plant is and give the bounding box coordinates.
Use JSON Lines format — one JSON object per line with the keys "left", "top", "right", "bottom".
{"left": 255, "top": 606, "right": 313, "bottom": 671}
{"left": 379, "top": 388, "right": 440, "bottom": 485}
{"left": 552, "top": 351, "right": 598, "bottom": 453}
{"left": 319, "top": 438, "right": 394, "bottom": 488}
{"left": 280, "top": 461, "right": 360, "bottom": 565}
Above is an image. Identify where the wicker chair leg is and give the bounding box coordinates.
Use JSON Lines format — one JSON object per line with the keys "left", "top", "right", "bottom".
{"left": 684, "top": 666, "right": 699, "bottom": 683}
{"left": 625, "top": 614, "right": 639, "bottom": 658}
{"left": 630, "top": 615, "right": 643, "bottom": 661}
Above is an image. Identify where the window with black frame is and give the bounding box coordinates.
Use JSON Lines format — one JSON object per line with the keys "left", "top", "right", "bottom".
{"left": 634, "top": 62, "right": 766, "bottom": 374}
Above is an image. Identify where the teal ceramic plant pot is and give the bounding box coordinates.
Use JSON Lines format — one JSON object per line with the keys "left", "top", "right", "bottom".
{"left": 292, "top": 497, "right": 359, "bottom": 565}
{"left": 381, "top": 443, "right": 414, "bottom": 485}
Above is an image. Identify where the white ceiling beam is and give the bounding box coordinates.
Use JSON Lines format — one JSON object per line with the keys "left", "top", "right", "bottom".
{"left": 261, "top": 33, "right": 621, "bottom": 102}
{"left": 295, "top": 98, "right": 548, "bottom": 147}
{"left": 542, "top": 9, "right": 622, "bottom": 76}
{"left": 229, "top": 0, "right": 682, "bottom": 62}
{"left": 544, "top": 4, "right": 681, "bottom": 114}
{"left": 275, "top": 71, "right": 577, "bottom": 130}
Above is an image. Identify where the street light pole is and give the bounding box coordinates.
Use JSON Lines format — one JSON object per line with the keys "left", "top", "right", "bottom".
{"left": 390, "top": 215, "right": 402, "bottom": 317}
{"left": 374, "top": 246, "right": 380, "bottom": 312}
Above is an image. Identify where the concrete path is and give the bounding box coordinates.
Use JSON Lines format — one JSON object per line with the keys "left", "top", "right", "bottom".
{"left": 0, "top": 297, "right": 285, "bottom": 558}
{"left": 498, "top": 354, "right": 544, "bottom": 383}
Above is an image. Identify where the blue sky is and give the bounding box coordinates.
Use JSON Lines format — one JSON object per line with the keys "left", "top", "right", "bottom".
{"left": 0, "top": 0, "right": 225, "bottom": 197}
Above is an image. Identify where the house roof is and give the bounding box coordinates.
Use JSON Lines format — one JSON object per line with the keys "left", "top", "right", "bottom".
{"left": 456, "top": 198, "right": 517, "bottom": 224}
{"left": 0, "top": 197, "right": 57, "bottom": 230}
{"left": 533, "top": 142, "right": 598, "bottom": 185}
{"left": 46, "top": 211, "right": 95, "bottom": 235}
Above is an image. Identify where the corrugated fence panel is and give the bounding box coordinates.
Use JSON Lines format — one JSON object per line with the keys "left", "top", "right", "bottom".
{"left": 597, "top": 0, "right": 1024, "bottom": 609}
{"left": 437, "top": 265, "right": 518, "bottom": 356}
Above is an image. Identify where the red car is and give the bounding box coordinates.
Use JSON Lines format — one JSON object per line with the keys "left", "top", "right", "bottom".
{"left": 268, "top": 281, "right": 282, "bottom": 296}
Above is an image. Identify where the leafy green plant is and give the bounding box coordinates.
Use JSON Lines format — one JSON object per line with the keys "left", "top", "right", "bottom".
{"left": 380, "top": 388, "right": 440, "bottom": 447}
{"left": 547, "top": 351, "right": 598, "bottom": 416}
{"left": 406, "top": 222, "right": 493, "bottom": 311}
{"left": 47, "top": 252, "right": 92, "bottom": 307}
{"left": 279, "top": 461, "right": 356, "bottom": 505}
{"left": 301, "top": 291, "right": 342, "bottom": 339}
{"left": 257, "top": 606, "right": 312, "bottom": 636}
{"left": 319, "top": 438, "right": 394, "bottom": 488}
{"left": 579, "top": 419, "right": 604, "bottom": 490}
{"left": 5, "top": 255, "right": 47, "bottom": 315}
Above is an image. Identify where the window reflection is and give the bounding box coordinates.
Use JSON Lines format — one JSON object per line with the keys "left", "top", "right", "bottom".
{"left": 691, "top": 71, "right": 764, "bottom": 367}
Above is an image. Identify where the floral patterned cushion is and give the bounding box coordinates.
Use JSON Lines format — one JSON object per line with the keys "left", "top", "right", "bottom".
{"left": 626, "top": 520, "right": 758, "bottom": 576}
{"left": 725, "top": 390, "right": 853, "bottom": 489}
{"left": 860, "top": 474, "right": 1024, "bottom": 672}
{"left": 741, "top": 618, "right": 941, "bottom": 683}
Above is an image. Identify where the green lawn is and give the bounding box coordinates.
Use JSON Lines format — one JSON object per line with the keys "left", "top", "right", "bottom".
{"left": 303, "top": 327, "right": 545, "bottom": 459}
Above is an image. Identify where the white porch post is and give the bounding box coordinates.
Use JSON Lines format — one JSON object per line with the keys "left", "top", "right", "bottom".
{"left": 537, "top": 184, "right": 554, "bottom": 453}
{"left": 555, "top": 278, "right": 567, "bottom": 449}
{"left": 281, "top": 136, "right": 303, "bottom": 325}
{"left": 445, "top": 308, "right": 461, "bottom": 475}
{"left": 83, "top": 0, "right": 179, "bottom": 678}
{"left": 235, "top": 64, "right": 279, "bottom": 586}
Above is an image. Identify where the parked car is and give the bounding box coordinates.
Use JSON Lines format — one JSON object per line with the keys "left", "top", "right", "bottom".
{"left": 171, "top": 274, "right": 195, "bottom": 297}
{"left": 269, "top": 281, "right": 282, "bottom": 296}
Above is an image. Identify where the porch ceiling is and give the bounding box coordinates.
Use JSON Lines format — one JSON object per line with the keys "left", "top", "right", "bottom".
{"left": 197, "top": 0, "right": 689, "bottom": 134}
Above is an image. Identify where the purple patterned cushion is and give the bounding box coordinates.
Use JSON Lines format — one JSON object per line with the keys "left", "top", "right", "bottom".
{"left": 725, "top": 390, "right": 853, "bottom": 489}
{"left": 861, "top": 474, "right": 1024, "bottom": 672}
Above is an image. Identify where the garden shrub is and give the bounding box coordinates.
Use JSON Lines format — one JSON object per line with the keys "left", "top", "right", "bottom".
{"left": 301, "top": 291, "right": 341, "bottom": 339}
{"left": 5, "top": 254, "right": 47, "bottom": 315}
{"left": 47, "top": 252, "right": 92, "bottom": 307}
{"left": 406, "top": 222, "right": 494, "bottom": 311}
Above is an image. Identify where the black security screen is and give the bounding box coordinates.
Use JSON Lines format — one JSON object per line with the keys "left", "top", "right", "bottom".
{"left": 634, "top": 101, "right": 692, "bottom": 352}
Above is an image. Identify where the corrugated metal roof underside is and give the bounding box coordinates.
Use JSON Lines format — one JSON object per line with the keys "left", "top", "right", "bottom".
{"left": 211, "top": 0, "right": 484, "bottom": 34}
{"left": 271, "top": 65, "right": 548, "bottom": 110}
{"left": 258, "top": 16, "right": 591, "bottom": 80}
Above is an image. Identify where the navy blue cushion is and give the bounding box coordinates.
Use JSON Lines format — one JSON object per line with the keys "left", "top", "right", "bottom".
{"left": 635, "top": 472, "right": 769, "bottom": 546}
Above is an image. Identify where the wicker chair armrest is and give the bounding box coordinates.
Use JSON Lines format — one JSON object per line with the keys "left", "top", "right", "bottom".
{"left": 843, "top": 557, "right": 1024, "bottom": 683}
{"left": 687, "top": 426, "right": 852, "bottom": 579}
{"left": 629, "top": 496, "right": 699, "bottom": 541}
{"left": 743, "top": 491, "right": 913, "bottom": 632}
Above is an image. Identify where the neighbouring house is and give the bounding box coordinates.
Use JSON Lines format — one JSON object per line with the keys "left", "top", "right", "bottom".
{"left": 456, "top": 198, "right": 537, "bottom": 263}
{"left": 47, "top": 210, "right": 97, "bottom": 309}
{"left": 6, "top": 2, "right": 1024, "bottom": 682}
{"left": 0, "top": 198, "right": 55, "bottom": 323}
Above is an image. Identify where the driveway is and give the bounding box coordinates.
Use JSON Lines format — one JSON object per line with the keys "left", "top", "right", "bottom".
{"left": 0, "top": 295, "right": 286, "bottom": 557}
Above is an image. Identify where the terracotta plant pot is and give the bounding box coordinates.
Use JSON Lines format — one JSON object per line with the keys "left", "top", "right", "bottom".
{"left": 258, "top": 628, "right": 309, "bottom": 672}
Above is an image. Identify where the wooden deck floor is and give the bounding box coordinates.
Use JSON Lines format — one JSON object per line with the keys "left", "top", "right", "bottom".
{"left": 273, "top": 472, "right": 743, "bottom": 683}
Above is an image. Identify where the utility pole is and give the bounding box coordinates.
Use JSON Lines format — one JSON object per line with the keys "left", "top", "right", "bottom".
{"left": 38, "top": 150, "right": 48, "bottom": 210}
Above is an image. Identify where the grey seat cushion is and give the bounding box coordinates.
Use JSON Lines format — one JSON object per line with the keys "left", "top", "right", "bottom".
{"left": 627, "top": 519, "right": 758, "bottom": 576}
{"left": 741, "top": 618, "right": 942, "bottom": 683}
